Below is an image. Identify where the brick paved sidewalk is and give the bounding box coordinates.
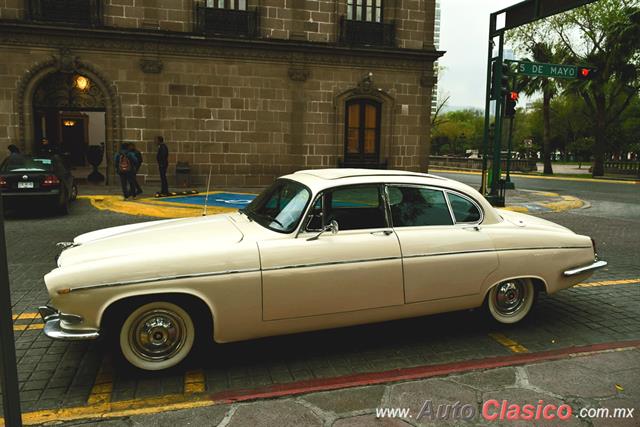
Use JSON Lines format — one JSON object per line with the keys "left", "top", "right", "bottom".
{"left": 63, "top": 346, "right": 640, "bottom": 427}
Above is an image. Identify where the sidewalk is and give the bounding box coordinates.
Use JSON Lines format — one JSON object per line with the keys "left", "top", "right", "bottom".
{"left": 76, "top": 184, "right": 586, "bottom": 219}
{"left": 62, "top": 344, "right": 639, "bottom": 426}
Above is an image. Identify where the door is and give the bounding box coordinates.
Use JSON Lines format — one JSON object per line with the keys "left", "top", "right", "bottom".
{"left": 60, "top": 114, "right": 88, "bottom": 167}
{"left": 386, "top": 185, "right": 499, "bottom": 303}
{"left": 344, "top": 99, "right": 381, "bottom": 166}
{"left": 260, "top": 184, "right": 404, "bottom": 320}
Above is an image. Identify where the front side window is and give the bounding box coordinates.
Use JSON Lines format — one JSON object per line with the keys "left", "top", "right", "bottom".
{"left": 347, "top": 0, "right": 383, "bottom": 22}
{"left": 387, "top": 186, "right": 453, "bottom": 227}
{"left": 244, "top": 179, "right": 310, "bottom": 233}
{"left": 447, "top": 192, "right": 481, "bottom": 223}
{"left": 206, "top": 0, "right": 246, "bottom": 9}
{"left": 309, "top": 185, "right": 387, "bottom": 231}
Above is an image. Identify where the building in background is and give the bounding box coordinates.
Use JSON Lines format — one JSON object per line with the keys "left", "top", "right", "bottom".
{"left": 0, "top": 1, "right": 442, "bottom": 186}
{"left": 431, "top": 0, "right": 441, "bottom": 116}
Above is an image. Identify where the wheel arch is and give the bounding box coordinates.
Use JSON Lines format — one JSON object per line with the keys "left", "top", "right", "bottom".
{"left": 482, "top": 275, "right": 548, "bottom": 303}
{"left": 99, "top": 290, "right": 215, "bottom": 341}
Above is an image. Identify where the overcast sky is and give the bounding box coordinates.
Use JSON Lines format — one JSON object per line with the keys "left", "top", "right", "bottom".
{"left": 438, "top": 0, "right": 522, "bottom": 110}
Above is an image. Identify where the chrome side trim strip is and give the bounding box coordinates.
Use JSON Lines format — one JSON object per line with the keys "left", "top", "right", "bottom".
{"left": 563, "top": 260, "right": 608, "bottom": 277}
{"left": 262, "top": 256, "right": 400, "bottom": 272}
{"left": 403, "top": 246, "right": 591, "bottom": 260}
{"left": 69, "top": 268, "right": 261, "bottom": 293}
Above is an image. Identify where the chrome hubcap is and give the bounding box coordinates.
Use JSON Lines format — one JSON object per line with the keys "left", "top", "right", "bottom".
{"left": 129, "top": 309, "right": 186, "bottom": 362}
{"left": 494, "top": 281, "right": 527, "bottom": 315}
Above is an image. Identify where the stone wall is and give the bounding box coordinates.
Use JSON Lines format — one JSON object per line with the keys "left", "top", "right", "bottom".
{"left": 0, "top": 44, "right": 432, "bottom": 186}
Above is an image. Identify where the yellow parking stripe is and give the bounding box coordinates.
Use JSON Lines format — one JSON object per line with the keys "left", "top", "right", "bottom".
{"left": 87, "top": 356, "right": 114, "bottom": 405}
{"left": 578, "top": 278, "right": 640, "bottom": 288}
{"left": 12, "top": 312, "right": 40, "bottom": 320}
{"left": 489, "top": 332, "right": 529, "bottom": 353}
{"left": 13, "top": 324, "right": 44, "bottom": 331}
{"left": 184, "top": 369, "right": 206, "bottom": 393}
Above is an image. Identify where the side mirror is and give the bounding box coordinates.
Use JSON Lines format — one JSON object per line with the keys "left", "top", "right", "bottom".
{"left": 307, "top": 220, "right": 339, "bottom": 241}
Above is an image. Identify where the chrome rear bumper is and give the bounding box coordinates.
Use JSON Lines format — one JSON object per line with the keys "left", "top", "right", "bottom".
{"left": 38, "top": 306, "right": 100, "bottom": 341}
{"left": 563, "top": 260, "right": 608, "bottom": 277}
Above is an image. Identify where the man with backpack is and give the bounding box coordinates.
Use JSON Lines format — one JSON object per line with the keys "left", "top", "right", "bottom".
{"left": 114, "top": 143, "right": 139, "bottom": 200}
{"left": 129, "top": 142, "right": 143, "bottom": 196}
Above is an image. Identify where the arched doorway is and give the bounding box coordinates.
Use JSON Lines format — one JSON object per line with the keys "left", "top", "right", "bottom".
{"left": 32, "top": 71, "right": 106, "bottom": 173}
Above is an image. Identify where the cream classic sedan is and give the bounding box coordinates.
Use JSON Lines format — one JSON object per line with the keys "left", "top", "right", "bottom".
{"left": 40, "top": 169, "right": 606, "bottom": 370}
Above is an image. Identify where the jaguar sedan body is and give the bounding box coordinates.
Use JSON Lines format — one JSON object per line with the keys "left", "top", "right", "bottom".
{"left": 40, "top": 169, "right": 606, "bottom": 370}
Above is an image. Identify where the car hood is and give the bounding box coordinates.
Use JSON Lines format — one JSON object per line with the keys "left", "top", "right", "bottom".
{"left": 58, "top": 214, "right": 244, "bottom": 267}
{"left": 497, "top": 209, "right": 572, "bottom": 233}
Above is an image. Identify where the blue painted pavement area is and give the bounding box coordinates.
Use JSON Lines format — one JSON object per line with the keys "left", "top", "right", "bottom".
{"left": 165, "top": 192, "right": 256, "bottom": 209}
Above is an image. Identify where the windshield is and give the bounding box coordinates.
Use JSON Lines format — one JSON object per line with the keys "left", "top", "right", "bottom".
{"left": 1, "top": 156, "right": 53, "bottom": 172}
{"left": 244, "top": 179, "right": 311, "bottom": 233}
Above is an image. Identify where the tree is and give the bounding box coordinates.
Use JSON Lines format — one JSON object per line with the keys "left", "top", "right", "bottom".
{"left": 549, "top": 0, "right": 640, "bottom": 176}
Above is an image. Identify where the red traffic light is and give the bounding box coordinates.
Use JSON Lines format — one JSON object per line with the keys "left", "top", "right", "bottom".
{"left": 580, "top": 68, "right": 590, "bottom": 77}
{"left": 509, "top": 91, "right": 519, "bottom": 101}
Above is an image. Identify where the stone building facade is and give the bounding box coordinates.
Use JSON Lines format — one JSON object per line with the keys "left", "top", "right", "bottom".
{"left": 0, "top": 0, "right": 442, "bottom": 187}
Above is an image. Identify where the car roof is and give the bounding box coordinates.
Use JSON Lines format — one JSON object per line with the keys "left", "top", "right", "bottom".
{"left": 293, "top": 168, "right": 448, "bottom": 181}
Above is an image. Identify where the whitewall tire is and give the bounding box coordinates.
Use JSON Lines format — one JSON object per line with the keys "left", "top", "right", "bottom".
{"left": 119, "top": 301, "right": 195, "bottom": 371}
{"left": 486, "top": 279, "right": 535, "bottom": 324}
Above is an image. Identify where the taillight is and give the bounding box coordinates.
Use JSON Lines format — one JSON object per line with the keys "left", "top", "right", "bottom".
{"left": 0, "top": 176, "right": 7, "bottom": 188}
{"left": 42, "top": 175, "right": 60, "bottom": 187}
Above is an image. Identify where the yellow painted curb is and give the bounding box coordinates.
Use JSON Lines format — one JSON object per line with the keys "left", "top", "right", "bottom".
{"left": 79, "top": 195, "right": 235, "bottom": 219}
{"left": 429, "top": 168, "right": 638, "bottom": 185}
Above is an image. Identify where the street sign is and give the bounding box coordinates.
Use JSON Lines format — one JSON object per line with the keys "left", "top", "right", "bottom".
{"left": 507, "top": 60, "right": 578, "bottom": 79}
{"left": 491, "top": 0, "right": 599, "bottom": 35}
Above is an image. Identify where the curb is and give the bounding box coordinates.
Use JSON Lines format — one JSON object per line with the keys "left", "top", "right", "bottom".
{"left": 429, "top": 168, "right": 639, "bottom": 185}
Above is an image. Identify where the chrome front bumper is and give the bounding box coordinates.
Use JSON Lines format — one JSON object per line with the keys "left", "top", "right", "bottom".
{"left": 38, "top": 306, "right": 100, "bottom": 341}
{"left": 563, "top": 260, "right": 608, "bottom": 277}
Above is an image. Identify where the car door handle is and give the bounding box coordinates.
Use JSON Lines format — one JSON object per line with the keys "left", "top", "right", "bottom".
{"left": 370, "top": 230, "right": 393, "bottom": 236}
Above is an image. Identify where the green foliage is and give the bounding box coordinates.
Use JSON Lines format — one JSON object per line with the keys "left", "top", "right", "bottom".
{"left": 431, "top": 109, "right": 484, "bottom": 156}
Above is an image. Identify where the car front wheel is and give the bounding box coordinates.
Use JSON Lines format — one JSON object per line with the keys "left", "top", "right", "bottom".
{"left": 119, "top": 301, "right": 195, "bottom": 371}
{"left": 486, "top": 278, "right": 535, "bottom": 324}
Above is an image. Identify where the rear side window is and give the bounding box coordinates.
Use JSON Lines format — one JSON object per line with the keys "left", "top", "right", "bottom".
{"left": 448, "top": 192, "right": 481, "bottom": 223}
{"left": 387, "top": 186, "right": 453, "bottom": 227}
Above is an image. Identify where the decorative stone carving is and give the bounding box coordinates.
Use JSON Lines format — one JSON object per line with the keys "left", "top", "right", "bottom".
{"left": 355, "top": 72, "right": 375, "bottom": 94}
{"left": 54, "top": 48, "right": 79, "bottom": 73}
{"left": 288, "top": 67, "right": 309, "bottom": 82}
{"left": 140, "top": 59, "right": 163, "bottom": 74}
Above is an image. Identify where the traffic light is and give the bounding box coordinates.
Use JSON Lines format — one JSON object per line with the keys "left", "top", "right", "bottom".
{"left": 491, "top": 61, "right": 510, "bottom": 99}
{"left": 576, "top": 66, "right": 596, "bottom": 80}
{"left": 504, "top": 91, "right": 518, "bottom": 118}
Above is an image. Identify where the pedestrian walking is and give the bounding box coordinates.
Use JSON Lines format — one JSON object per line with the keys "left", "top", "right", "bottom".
{"left": 156, "top": 136, "right": 169, "bottom": 196}
{"left": 38, "top": 137, "right": 58, "bottom": 155}
{"left": 114, "top": 143, "right": 138, "bottom": 200}
{"left": 129, "top": 142, "right": 143, "bottom": 196}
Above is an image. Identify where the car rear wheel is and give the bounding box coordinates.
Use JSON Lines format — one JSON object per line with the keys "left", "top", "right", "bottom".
{"left": 119, "top": 301, "right": 195, "bottom": 371}
{"left": 486, "top": 278, "right": 535, "bottom": 324}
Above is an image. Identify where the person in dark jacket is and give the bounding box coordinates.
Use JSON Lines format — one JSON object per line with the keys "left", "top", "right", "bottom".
{"left": 129, "top": 142, "right": 143, "bottom": 196}
{"left": 114, "top": 143, "right": 139, "bottom": 200}
{"left": 38, "top": 138, "right": 58, "bottom": 155}
{"left": 156, "top": 136, "right": 169, "bottom": 196}
{"left": 8, "top": 144, "right": 20, "bottom": 155}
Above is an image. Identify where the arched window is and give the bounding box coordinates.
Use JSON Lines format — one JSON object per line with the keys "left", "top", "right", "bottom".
{"left": 347, "top": 0, "right": 383, "bottom": 23}
{"left": 344, "top": 99, "right": 381, "bottom": 166}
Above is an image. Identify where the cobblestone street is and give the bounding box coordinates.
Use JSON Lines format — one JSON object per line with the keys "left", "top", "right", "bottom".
{"left": 1, "top": 175, "right": 639, "bottom": 424}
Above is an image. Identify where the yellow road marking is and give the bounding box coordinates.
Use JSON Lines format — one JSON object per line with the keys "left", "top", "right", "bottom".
{"left": 87, "top": 356, "right": 114, "bottom": 405}
{"left": 184, "top": 369, "right": 206, "bottom": 393}
{"left": 13, "top": 324, "right": 44, "bottom": 331}
{"left": 489, "top": 332, "right": 529, "bottom": 353}
{"left": 577, "top": 278, "right": 640, "bottom": 288}
{"left": 80, "top": 195, "right": 234, "bottom": 219}
{"left": 12, "top": 312, "right": 40, "bottom": 320}
{"left": 429, "top": 168, "right": 638, "bottom": 185}
{"left": 3, "top": 393, "right": 215, "bottom": 426}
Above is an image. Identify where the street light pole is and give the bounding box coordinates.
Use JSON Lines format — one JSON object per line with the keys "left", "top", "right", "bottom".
{"left": 0, "top": 194, "right": 23, "bottom": 427}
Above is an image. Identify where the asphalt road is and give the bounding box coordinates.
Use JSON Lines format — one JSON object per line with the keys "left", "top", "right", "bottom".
{"left": 433, "top": 171, "right": 640, "bottom": 221}
{"left": 1, "top": 177, "right": 639, "bottom": 418}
